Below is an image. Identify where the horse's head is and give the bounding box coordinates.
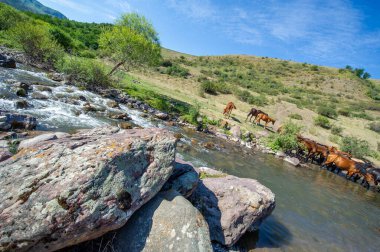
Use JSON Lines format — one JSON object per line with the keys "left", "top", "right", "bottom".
{"left": 329, "top": 146, "right": 337, "bottom": 153}
{"left": 271, "top": 119, "right": 276, "bottom": 125}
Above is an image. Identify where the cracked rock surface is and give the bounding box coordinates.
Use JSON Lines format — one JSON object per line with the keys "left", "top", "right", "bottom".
{"left": 0, "top": 127, "right": 176, "bottom": 252}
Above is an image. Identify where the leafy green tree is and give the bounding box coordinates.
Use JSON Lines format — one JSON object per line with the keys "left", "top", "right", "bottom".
{"left": 0, "top": 3, "right": 28, "bottom": 30}
{"left": 10, "top": 21, "right": 63, "bottom": 66}
{"left": 99, "top": 13, "right": 161, "bottom": 76}
{"left": 362, "top": 72, "right": 371, "bottom": 79}
{"left": 354, "top": 68, "right": 364, "bottom": 78}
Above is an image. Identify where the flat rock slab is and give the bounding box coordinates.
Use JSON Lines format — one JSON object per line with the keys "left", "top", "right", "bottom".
{"left": 111, "top": 190, "right": 212, "bottom": 252}
{"left": 0, "top": 127, "right": 177, "bottom": 252}
{"left": 190, "top": 167, "right": 275, "bottom": 247}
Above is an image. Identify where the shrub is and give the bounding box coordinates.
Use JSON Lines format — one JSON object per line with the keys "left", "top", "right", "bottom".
{"left": 56, "top": 56, "right": 111, "bottom": 89}
{"left": 331, "top": 125, "right": 343, "bottom": 135}
{"left": 10, "top": 22, "right": 64, "bottom": 67}
{"left": 215, "top": 82, "right": 232, "bottom": 94}
{"left": 314, "top": 115, "right": 331, "bottom": 129}
{"left": 181, "top": 103, "right": 200, "bottom": 125}
{"left": 369, "top": 122, "right": 380, "bottom": 134}
{"left": 340, "top": 136, "right": 370, "bottom": 159}
{"left": 268, "top": 121, "right": 302, "bottom": 151}
{"left": 352, "top": 112, "right": 374, "bottom": 121}
{"left": 78, "top": 50, "right": 97, "bottom": 59}
{"left": 317, "top": 106, "right": 338, "bottom": 119}
{"left": 289, "top": 113, "right": 303, "bottom": 120}
{"left": 199, "top": 81, "right": 217, "bottom": 95}
{"left": 338, "top": 108, "right": 351, "bottom": 117}
{"left": 166, "top": 65, "right": 190, "bottom": 78}
{"left": 0, "top": 3, "right": 28, "bottom": 30}
{"left": 49, "top": 27, "right": 75, "bottom": 52}
{"left": 161, "top": 60, "right": 173, "bottom": 67}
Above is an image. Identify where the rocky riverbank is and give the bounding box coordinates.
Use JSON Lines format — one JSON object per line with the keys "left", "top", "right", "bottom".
{"left": 0, "top": 127, "right": 275, "bottom": 252}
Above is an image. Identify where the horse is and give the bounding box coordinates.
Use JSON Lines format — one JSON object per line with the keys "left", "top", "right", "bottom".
{"left": 255, "top": 113, "right": 276, "bottom": 129}
{"left": 322, "top": 152, "right": 363, "bottom": 181}
{"left": 297, "top": 136, "right": 327, "bottom": 163}
{"left": 359, "top": 167, "right": 379, "bottom": 189}
{"left": 329, "top": 146, "right": 352, "bottom": 158}
{"left": 223, "top": 102, "right": 236, "bottom": 119}
{"left": 245, "top": 108, "right": 267, "bottom": 122}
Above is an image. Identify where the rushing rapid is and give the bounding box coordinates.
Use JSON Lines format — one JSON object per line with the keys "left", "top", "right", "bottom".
{"left": 1, "top": 66, "right": 379, "bottom": 251}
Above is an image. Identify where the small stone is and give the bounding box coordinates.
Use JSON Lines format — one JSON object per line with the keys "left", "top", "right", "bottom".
{"left": 107, "top": 100, "right": 120, "bottom": 108}
{"left": 155, "top": 112, "right": 169, "bottom": 120}
{"left": 31, "top": 92, "right": 49, "bottom": 100}
{"left": 15, "top": 100, "right": 29, "bottom": 109}
{"left": 16, "top": 88, "right": 27, "bottom": 97}
{"left": 203, "top": 142, "right": 215, "bottom": 150}
{"left": 284, "top": 156, "right": 300, "bottom": 166}
{"left": 119, "top": 122, "right": 133, "bottom": 129}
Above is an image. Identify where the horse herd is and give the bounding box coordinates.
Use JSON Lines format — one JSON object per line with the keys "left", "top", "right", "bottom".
{"left": 222, "top": 102, "right": 380, "bottom": 190}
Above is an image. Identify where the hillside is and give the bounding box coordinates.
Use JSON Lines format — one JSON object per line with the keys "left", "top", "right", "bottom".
{"left": 0, "top": 0, "right": 66, "bottom": 19}
{"left": 125, "top": 48, "right": 380, "bottom": 164}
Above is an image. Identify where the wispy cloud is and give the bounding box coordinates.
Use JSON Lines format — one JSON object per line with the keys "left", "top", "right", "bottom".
{"left": 165, "top": 0, "right": 380, "bottom": 65}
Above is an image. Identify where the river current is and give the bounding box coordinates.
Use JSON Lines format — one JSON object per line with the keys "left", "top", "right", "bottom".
{"left": 1, "top": 66, "right": 379, "bottom": 251}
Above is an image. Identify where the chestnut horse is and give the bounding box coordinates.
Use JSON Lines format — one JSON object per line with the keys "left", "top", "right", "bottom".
{"left": 297, "top": 136, "right": 328, "bottom": 163}
{"left": 223, "top": 102, "right": 236, "bottom": 119}
{"left": 329, "top": 146, "right": 352, "bottom": 158}
{"left": 255, "top": 113, "right": 276, "bottom": 129}
{"left": 245, "top": 108, "right": 267, "bottom": 122}
{"left": 322, "top": 152, "right": 363, "bottom": 180}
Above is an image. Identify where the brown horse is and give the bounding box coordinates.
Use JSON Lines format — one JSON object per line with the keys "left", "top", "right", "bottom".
{"left": 329, "top": 146, "right": 352, "bottom": 158}
{"left": 245, "top": 108, "right": 267, "bottom": 122}
{"left": 223, "top": 102, "right": 236, "bottom": 119}
{"left": 360, "top": 168, "right": 378, "bottom": 189}
{"left": 297, "top": 136, "right": 328, "bottom": 163}
{"left": 322, "top": 152, "right": 362, "bottom": 180}
{"left": 255, "top": 113, "right": 276, "bottom": 129}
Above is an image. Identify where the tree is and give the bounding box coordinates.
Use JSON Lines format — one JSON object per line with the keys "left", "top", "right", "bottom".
{"left": 99, "top": 13, "right": 161, "bottom": 76}
{"left": 362, "top": 72, "right": 371, "bottom": 79}
{"left": 354, "top": 68, "right": 364, "bottom": 78}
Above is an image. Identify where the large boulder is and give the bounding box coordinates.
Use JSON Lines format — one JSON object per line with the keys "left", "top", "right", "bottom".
{"left": 0, "top": 127, "right": 177, "bottom": 252}
{"left": 189, "top": 167, "right": 275, "bottom": 247}
{"left": 17, "top": 133, "right": 59, "bottom": 150}
{"left": 230, "top": 125, "right": 241, "bottom": 139}
{"left": 110, "top": 190, "right": 212, "bottom": 252}
{"left": 161, "top": 158, "right": 199, "bottom": 198}
{"left": 0, "top": 111, "right": 37, "bottom": 130}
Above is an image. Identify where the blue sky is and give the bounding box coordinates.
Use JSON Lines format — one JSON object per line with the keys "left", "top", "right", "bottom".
{"left": 39, "top": 0, "right": 380, "bottom": 78}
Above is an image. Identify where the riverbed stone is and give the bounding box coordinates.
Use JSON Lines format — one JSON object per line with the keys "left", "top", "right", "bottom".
{"left": 230, "top": 125, "right": 241, "bottom": 139}
{"left": 0, "top": 111, "right": 37, "bottom": 130}
{"left": 284, "top": 156, "right": 300, "bottom": 166}
{"left": 161, "top": 159, "right": 199, "bottom": 198}
{"left": 31, "top": 91, "right": 49, "bottom": 100}
{"left": 189, "top": 167, "right": 275, "bottom": 247}
{"left": 0, "top": 54, "right": 16, "bottom": 68}
{"left": 0, "top": 127, "right": 177, "bottom": 252}
{"left": 155, "top": 112, "right": 169, "bottom": 120}
{"left": 110, "top": 190, "right": 212, "bottom": 252}
{"left": 15, "top": 100, "right": 29, "bottom": 109}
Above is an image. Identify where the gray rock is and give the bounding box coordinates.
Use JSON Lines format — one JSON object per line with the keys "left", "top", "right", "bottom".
{"left": 18, "top": 133, "right": 58, "bottom": 150}
{"left": 284, "top": 156, "right": 300, "bottom": 166}
{"left": 189, "top": 167, "right": 275, "bottom": 247}
{"left": 0, "top": 149, "right": 12, "bottom": 162}
{"left": 0, "top": 116, "right": 6, "bottom": 123}
{"left": 155, "top": 112, "right": 169, "bottom": 120}
{"left": 31, "top": 92, "right": 49, "bottom": 100}
{"left": 0, "top": 54, "right": 16, "bottom": 68}
{"left": 111, "top": 190, "right": 212, "bottom": 252}
{"left": 15, "top": 100, "right": 29, "bottom": 109}
{"left": 106, "top": 100, "right": 119, "bottom": 108}
{"left": 230, "top": 125, "right": 241, "bottom": 139}
{"left": 0, "top": 122, "right": 11, "bottom": 131}
{"left": 275, "top": 151, "right": 286, "bottom": 158}
{"left": 161, "top": 158, "right": 199, "bottom": 198}
{"left": 0, "top": 127, "right": 177, "bottom": 252}
{"left": 0, "top": 111, "right": 37, "bottom": 130}
{"left": 16, "top": 88, "right": 27, "bottom": 97}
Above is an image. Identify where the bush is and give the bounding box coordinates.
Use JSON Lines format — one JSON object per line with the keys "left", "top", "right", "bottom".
{"left": 317, "top": 106, "right": 338, "bottom": 119}
{"left": 340, "top": 136, "right": 370, "bottom": 159}
{"left": 268, "top": 121, "right": 302, "bottom": 151}
{"left": 161, "top": 60, "right": 173, "bottom": 67}
{"left": 369, "top": 122, "right": 380, "bottom": 134}
{"left": 289, "top": 113, "right": 303, "bottom": 120}
{"left": 49, "top": 27, "right": 75, "bottom": 52}
{"left": 338, "top": 108, "right": 351, "bottom": 117}
{"left": 56, "top": 56, "right": 111, "bottom": 89}
{"left": 181, "top": 103, "right": 200, "bottom": 125}
{"left": 235, "top": 90, "right": 268, "bottom": 106}
{"left": 166, "top": 65, "right": 190, "bottom": 78}
{"left": 10, "top": 22, "right": 64, "bottom": 67}
{"left": 199, "top": 81, "right": 217, "bottom": 95}
{"left": 314, "top": 115, "right": 331, "bottom": 129}
{"left": 352, "top": 112, "right": 374, "bottom": 121}
{"left": 331, "top": 125, "right": 343, "bottom": 135}
{"left": 0, "top": 3, "right": 28, "bottom": 30}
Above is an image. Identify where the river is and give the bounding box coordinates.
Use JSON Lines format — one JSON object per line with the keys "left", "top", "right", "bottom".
{"left": 1, "top": 66, "right": 379, "bottom": 251}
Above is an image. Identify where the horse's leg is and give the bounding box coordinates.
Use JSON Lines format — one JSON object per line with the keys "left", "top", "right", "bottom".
{"left": 264, "top": 121, "right": 268, "bottom": 129}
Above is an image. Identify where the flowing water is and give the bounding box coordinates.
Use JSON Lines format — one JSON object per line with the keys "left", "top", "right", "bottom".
{"left": 1, "top": 66, "right": 380, "bottom": 251}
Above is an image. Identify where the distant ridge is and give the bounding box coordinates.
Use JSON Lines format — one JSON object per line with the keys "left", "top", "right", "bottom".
{"left": 0, "top": 0, "right": 67, "bottom": 19}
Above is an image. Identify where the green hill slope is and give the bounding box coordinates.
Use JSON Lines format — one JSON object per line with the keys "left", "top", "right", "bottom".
{"left": 0, "top": 0, "right": 66, "bottom": 19}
